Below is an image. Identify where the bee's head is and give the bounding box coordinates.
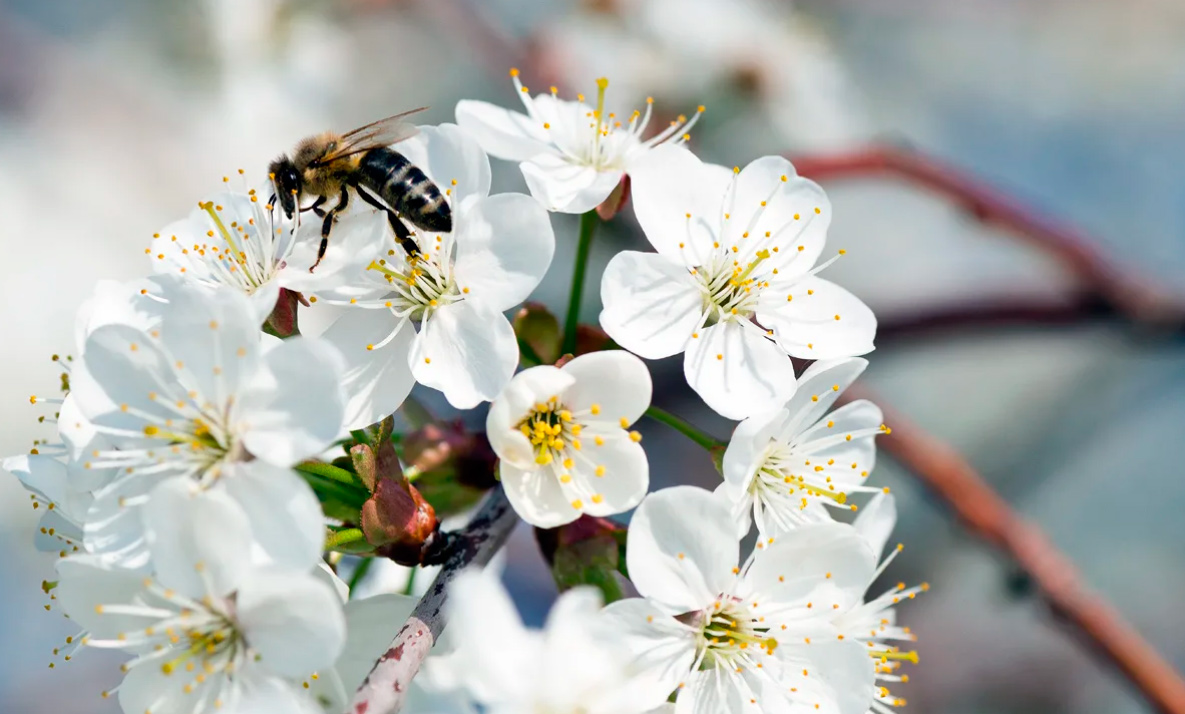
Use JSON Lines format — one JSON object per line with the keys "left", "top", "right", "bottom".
{"left": 267, "top": 156, "right": 302, "bottom": 218}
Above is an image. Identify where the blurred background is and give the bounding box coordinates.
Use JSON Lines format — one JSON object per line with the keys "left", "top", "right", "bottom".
{"left": 2, "top": 0, "right": 1185, "bottom": 712}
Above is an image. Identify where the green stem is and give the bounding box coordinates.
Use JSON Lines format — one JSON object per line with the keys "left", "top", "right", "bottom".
{"left": 517, "top": 337, "right": 544, "bottom": 368}
{"left": 325, "top": 528, "right": 366, "bottom": 550}
{"left": 296, "top": 461, "right": 364, "bottom": 487}
{"left": 347, "top": 557, "right": 374, "bottom": 597}
{"left": 400, "top": 397, "right": 434, "bottom": 430}
{"left": 561, "top": 211, "right": 599, "bottom": 355}
{"left": 296, "top": 469, "right": 369, "bottom": 510}
{"left": 644, "top": 406, "right": 723, "bottom": 450}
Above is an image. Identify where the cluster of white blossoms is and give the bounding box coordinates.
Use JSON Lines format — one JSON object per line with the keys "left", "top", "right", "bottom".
{"left": 6, "top": 70, "right": 922, "bottom": 714}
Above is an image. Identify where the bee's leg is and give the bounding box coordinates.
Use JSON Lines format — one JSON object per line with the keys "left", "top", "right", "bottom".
{"left": 310, "top": 187, "right": 350, "bottom": 273}
{"left": 354, "top": 187, "right": 418, "bottom": 256}
{"left": 301, "top": 195, "right": 327, "bottom": 216}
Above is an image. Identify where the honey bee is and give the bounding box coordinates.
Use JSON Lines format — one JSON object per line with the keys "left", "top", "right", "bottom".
{"left": 267, "top": 108, "right": 452, "bottom": 271}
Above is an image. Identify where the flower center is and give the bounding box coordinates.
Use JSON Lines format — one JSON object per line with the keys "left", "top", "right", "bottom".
{"left": 695, "top": 600, "right": 778, "bottom": 670}
{"left": 693, "top": 249, "right": 772, "bottom": 326}
{"left": 518, "top": 396, "right": 581, "bottom": 466}
{"left": 367, "top": 252, "right": 463, "bottom": 321}
{"left": 507, "top": 69, "right": 703, "bottom": 172}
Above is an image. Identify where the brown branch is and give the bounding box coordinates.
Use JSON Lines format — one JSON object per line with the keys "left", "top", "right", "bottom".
{"left": 347, "top": 485, "right": 517, "bottom": 714}
{"left": 876, "top": 293, "right": 1129, "bottom": 342}
{"left": 790, "top": 147, "right": 1185, "bottom": 329}
{"left": 843, "top": 385, "right": 1185, "bottom": 714}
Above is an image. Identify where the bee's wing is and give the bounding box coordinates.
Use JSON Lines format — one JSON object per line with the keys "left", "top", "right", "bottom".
{"left": 312, "top": 108, "right": 428, "bottom": 165}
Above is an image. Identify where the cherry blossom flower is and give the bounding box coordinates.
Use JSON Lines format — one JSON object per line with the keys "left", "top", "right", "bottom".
{"left": 485, "top": 350, "right": 651, "bottom": 528}
{"left": 600, "top": 145, "right": 876, "bottom": 419}
{"left": 150, "top": 183, "right": 362, "bottom": 325}
{"left": 835, "top": 493, "right": 927, "bottom": 714}
{"left": 456, "top": 70, "right": 702, "bottom": 213}
{"left": 717, "top": 357, "right": 888, "bottom": 536}
{"left": 314, "top": 123, "right": 555, "bottom": 423}
{"left": 70, "top": 278, "right": 345, "bottom": 570}
{"left": 602, "top": 486, "right": 877, "bottom": 713}
{"left": 444, "top": 566, "right": 663, "bottom": 713}
{"left": 54, "top": 480, "right": 344, "bottom": 714}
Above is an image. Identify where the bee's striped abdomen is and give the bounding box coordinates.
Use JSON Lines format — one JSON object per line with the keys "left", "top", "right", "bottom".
{"left": 357, "top": 148, "right": 452, "bottom": 233}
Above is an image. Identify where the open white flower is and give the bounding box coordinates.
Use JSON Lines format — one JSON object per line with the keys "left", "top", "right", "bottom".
{"left": 55, "top": 480, "right": 344, "bottom": 714}
{"left": 456, "top": 70, "right": 702, "bottom": 213}
{"left": 150, "top": 184, "right": 361, "bottom": 325}
{"left": 485, "top": 350, "right": 651, "bottom": 528}
{"left": 3, "top": 451, "right": 88, "bottom": 558}
{"left": 836, "top": 493, "right": 927, "bottom": 714}
{"left": 718, "top": 357, "right": 887, "bottom": 536}
{"left": 445, "top": 566, "right": 662, "bottom": 713}
{"left": 71, "top": 279, "right": 345, "bottom": 570}
{"left": 602, "top": 486, "right": 877, "bottom": 713}
{"left": 600, "top": 145, "right": 876, "bottom": 420}
{"left": 315, "top": 123, "right": 555, "bottom": 424}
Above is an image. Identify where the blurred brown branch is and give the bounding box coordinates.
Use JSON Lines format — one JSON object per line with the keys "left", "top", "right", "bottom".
{"left": 348, "top": 486, "right": 517, "bottom": 714}
{"left": 792, "top": 147, "right": 1185, "bottom": 330}
{"left": 844, "top": 385, "right": 1185, "bottom": 714}
{"left": 877, "top": 294, "right": 1129, "bottom": 342}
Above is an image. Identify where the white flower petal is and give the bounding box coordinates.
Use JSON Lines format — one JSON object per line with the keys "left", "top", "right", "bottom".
{"left": 155, "top": 282, "right": 263, "bottom": 404}
{"left": 395, "top": 123, "right": 492, "bottom": 209}
{"left": 282, "top": 206, "right": 392, "bottom": 293}
{"left": 455, "top": 99, "right": 551, "bottom": 161}
{"left": 334, "top": 594, "right": 418, "bottom": 693}
{"left": 743, "top": 523, "right": 876, "bottom": 613}
{"left": 853, "top": 492, "right": 897, "bottom": 561}
{"left": 232, "top": 675, "right": 324, "bottom": 714}
{"left": 447, "top": 568, "right": 539, "bottom": 703}
{"left": 599, "top": 251, "right": 702, "bottom": 359}
{"left": 75, "top": 324, "right": 181, "bottom": 431}
{"left": 626, "top": 486, "right": 737, "bottom": 611}
{"left": 84, "top": 477, "right": 154, "bottom": 571}
{"left": 573, "top": 436, "right": 649, "bottom": 518}
{"left": 54, "top": 555, "right": 146, "bottom": 638}
{"left": 411, "top": 300, "right": 518, "bottom": 409}
{"left": 220, "top": 462, "right": 324, "bottom": 572}
{"left": 144, "top": 479, "right": 253, "bottom": 598}
{"left": 721, "top": 408, "right": 786, "bottom": 491}
{"left": 713, "top": 481, "right": 753, "bottom": 541}
{"left": 453, "top": 193, "right": 555, "bottom": 311}
{"left": 559, "top": 350, "right": 653, "bottom": 424}
{"left": 674, "top": 668, "right": 749, "bottom": 714}
{"left": 684, "top": 321, "right": 797, "bottom": 420}
{"left": 2, "top": 453, "right": 69, "bottom": 507}
{"left": 730, "top": 156, "right": 831, "bottom": 277}
{"left": 319, "top": 308, "right": 417, "bottom": 432}
{"left": 521, "top": 154, "right": 623, "bottom": 214}
{"left": 600, "top": 598, "right": 697, "bottom": 707}
{"left": 777, "top": 358, "right": 868, "bottom": 432}
{"left": 499, "top": 462, "right": 580, "bottom": 528}
{"left": 236, "top": 567, "right": 347, "bottom": 677}
{"left": 629, "top": 145, "right": 733, "bottom": 263}
{"left": 759, "top": 276, "right": 876, "bottom": 360}
{"left": 777, "top": 641, "right": 877, "bottom": 714}
{"left": 238, "top": 336, "right": 346, "bottom": 464}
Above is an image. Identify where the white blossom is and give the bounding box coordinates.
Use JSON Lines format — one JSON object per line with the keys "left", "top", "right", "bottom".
{"left": 55, "top": 480, "right": 344, "bottom": 714}
{"left": 314, "top": 123, "right": 555, "bottom": 423}
{"left": 456, "top": 70, "right": 701, "bottom": 213}
{"left": 718, "top": 357, "right": 887, "bottom": 536}
{"left": 602, "top": 486, "right": 877, "bottom": 713}
{"left": 445, "top": 566, "right": 663, "bottom": 714}
{"left": 485, "top": 350, "right": 651, "bottom": 528}
{"left": 70, "top": 278, "right": 345, "bottom": 571}
{"left": 835, "top": 493, "right": 927, "bottom": 714}
{"left": 150, "top": 184, "right": 359, "bottom": 325}
{"left": 600, "top": 145, "right": 876, "bottom": 419}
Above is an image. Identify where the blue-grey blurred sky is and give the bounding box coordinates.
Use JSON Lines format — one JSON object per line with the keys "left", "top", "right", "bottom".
{"left": 1, "top": 1, "right": 1183, "bottom": 713}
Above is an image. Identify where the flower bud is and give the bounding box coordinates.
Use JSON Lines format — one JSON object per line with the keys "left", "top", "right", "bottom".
{"left": 262, "top": 287, "right": 303, "bottom": 338}
{"left": 513, "top": 302, "right": 561, "bottom": 365}
{"left": 360, "top": 476, "right": 438, "bottom": 566}
{"left": 536, "top": 515, "right": 628, "bottom": 604}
